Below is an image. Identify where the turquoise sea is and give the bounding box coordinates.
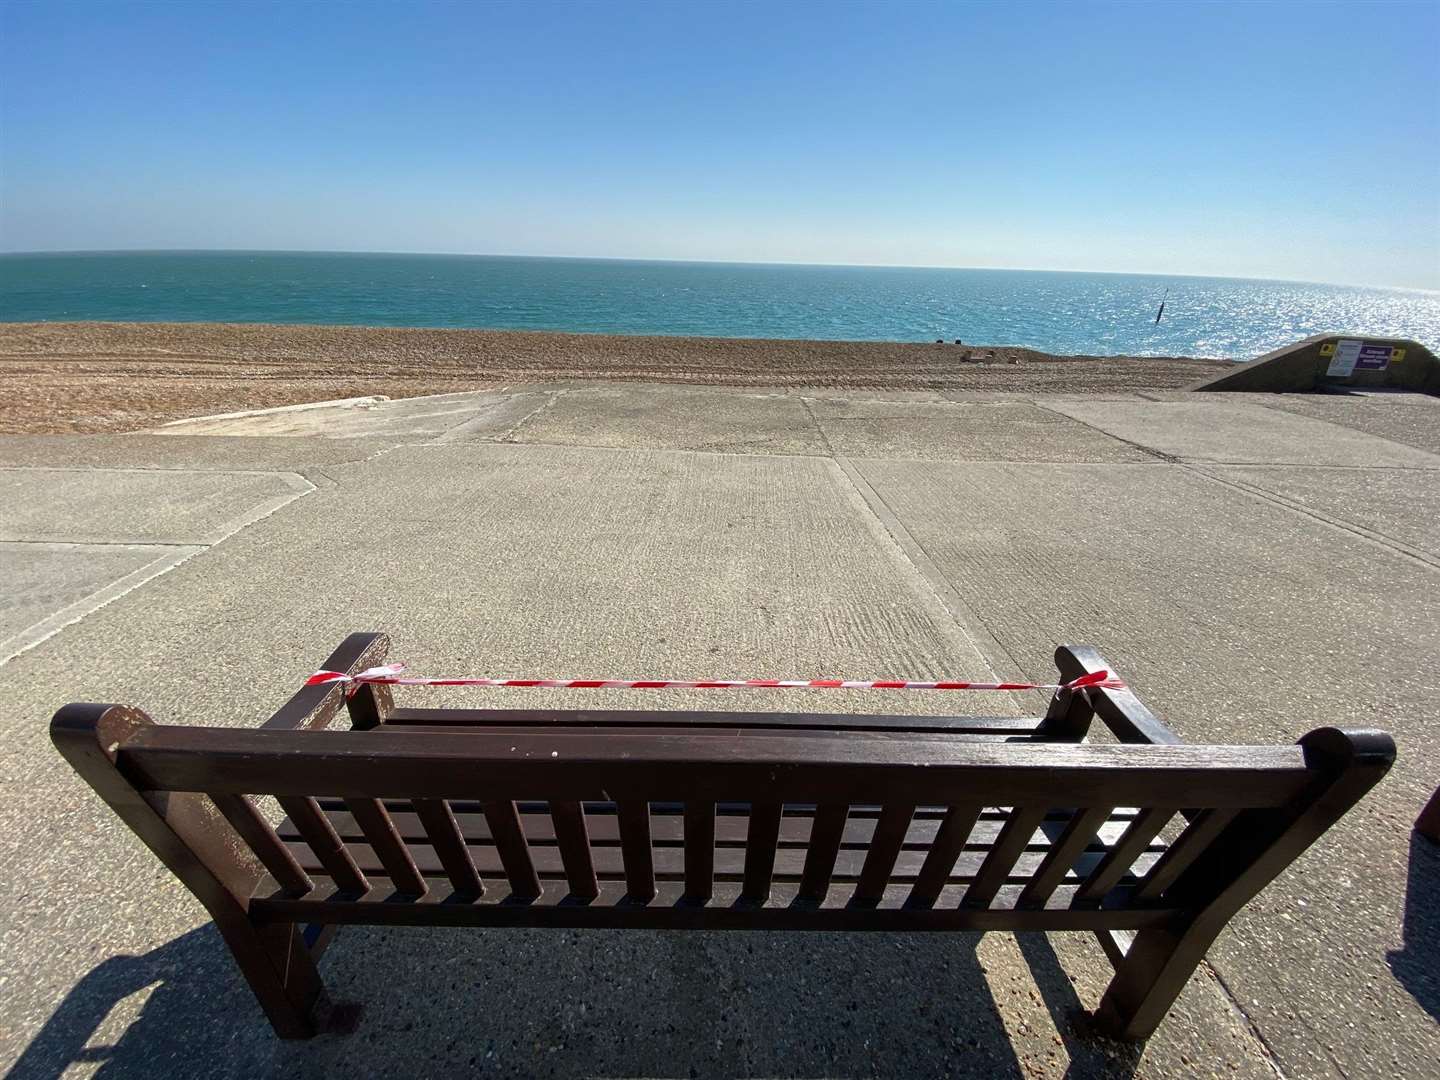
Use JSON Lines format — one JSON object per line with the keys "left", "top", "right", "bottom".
{"left": 1, "top": 251, "right": 1436, "bottom": 360}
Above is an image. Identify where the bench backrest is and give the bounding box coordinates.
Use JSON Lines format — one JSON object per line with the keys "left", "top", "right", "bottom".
{"left": 54, "top": 705, "right": 1394, "bottom": 933}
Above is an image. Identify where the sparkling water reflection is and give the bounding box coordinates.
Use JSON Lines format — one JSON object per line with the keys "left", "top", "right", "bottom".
{"left": 2, "top": 251, "right": 1435, "bottom": 359}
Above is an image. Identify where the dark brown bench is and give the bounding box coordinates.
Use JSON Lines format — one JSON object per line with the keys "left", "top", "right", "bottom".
{"left": 52, "top": 634, "right": 1393, "bottom": 1043}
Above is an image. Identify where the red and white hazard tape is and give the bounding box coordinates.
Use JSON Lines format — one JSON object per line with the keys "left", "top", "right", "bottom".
{"left": 307, "top": 664, "right": 1125, "bottom": 695}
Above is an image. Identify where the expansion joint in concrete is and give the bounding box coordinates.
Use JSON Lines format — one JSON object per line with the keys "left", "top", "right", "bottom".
{"left": 0, "top": 545, "right": 206, "bottom": 664}
{"left": 1028, "top": 401, "right": 1182, "bottom": 462}
{"left": 1186, "top": 466, "right": 1440, "bottom": 574}
{"left": 0, "top": 467, "right": 317, "bottom": 665}
{"left": 1203, "top": 960, "right": 1292, "bottom": 1080}
{"left": 497, "top": 390, "right": 565, "bottom": 443}
{"left": 796, "top": 396, "right": 837, "bottom": 457}
{"left": 0, "top": 538, "right": 203, "bottom": 549}
{"left": 830, "top": 455, "right": 1046, "bottom": 705}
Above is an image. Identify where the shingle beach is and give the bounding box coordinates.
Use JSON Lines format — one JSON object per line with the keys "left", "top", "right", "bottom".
{"left": 0, "top": 321, "right": 1228, "bottom": 433}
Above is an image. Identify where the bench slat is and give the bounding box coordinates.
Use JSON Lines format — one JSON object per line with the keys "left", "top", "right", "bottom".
{"left": 741, "top": 802, "right": 783, "bottom": 903}
{"left": 854, "top": 803, "right": 916, "bottom": 904}
{"left": 483, "top": 801, "right": 542, "bottom": 900}
{"left": 965, "top": 807, "right": 1047, "bottom": 908}
{"left": 616, "top": 801, "right": 656, "bottom": 901}
{"left": 381, "top": 725, "right": 1029, "bottom": 745}
{"left": 116, "top": 728, "right": 1314, "bottom": 808}
{"left": 549, "top": 801, "right": 598, "bottom": 900}
{"left": 277, "top": 796, "right": 368, "bottom": 895}
{"left": 1074, "top": 807, "right": 1176, "bottom": 905}
{"left": 344, "top": 798, "right": 426, "bottom": 896}
{"left": 412, "top": 799, "right": 484, "bottom": 898}
{"left": 909, "top": 804, "right": 984, "bottom": 907}
{"left": 384, "top": 708, "right": 1045, "bottom": 737}
{"left": 1134, "top": 808, "right": 1238, "bottom": 902}
{"left": 1016, "top": 806, "right": 1114, "bottom": 909}
{"left": 798, "top": 804, "right": 849, "bottom": 901}
{"left": 684, "top": 802, "right": 715, "bottom": 902}
{"left": 210, "top": 794, "right": 313, "bottom": 896}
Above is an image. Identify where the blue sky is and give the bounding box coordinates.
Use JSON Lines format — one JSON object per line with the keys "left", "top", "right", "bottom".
{"left": 2, "top": 0, "right": 1437, "bottom": 289}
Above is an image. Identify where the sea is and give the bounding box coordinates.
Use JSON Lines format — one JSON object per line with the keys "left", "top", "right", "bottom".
{"left": 1, "top": 251, "right": 1436, "bottom": 360}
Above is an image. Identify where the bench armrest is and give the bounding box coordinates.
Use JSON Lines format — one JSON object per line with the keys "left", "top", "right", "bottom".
{"left": 262, "top": 632, "right": 392, "bottom": 731}
{"left": 1043, "top": 645, "right": 1184, "bottom": 745}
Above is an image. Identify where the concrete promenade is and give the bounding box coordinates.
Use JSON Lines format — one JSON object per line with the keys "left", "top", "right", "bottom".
{"left": 2, "top": 383, "right": 1437, "bottom": 1078}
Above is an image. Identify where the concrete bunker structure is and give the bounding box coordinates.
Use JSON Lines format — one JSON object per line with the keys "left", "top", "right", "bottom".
{"left": 1191, "top": 334, "right": 1440, "bottom": 395}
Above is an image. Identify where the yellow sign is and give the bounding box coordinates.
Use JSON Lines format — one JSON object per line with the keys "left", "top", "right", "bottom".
{"left": 1393, "top": 348, "right": 1406, "bottom": 363}
{"left": 1320, "top": 342, "right": 1336, "bottom": 356}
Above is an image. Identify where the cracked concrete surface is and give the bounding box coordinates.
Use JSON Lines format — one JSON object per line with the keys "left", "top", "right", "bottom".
{"left": 2, "top": 383, "right": 1436, "bottom": 1078}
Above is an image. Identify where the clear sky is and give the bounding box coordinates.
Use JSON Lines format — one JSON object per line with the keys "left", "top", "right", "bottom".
{"left": 1, "top": 0, "right": 1437, "bottom": 289}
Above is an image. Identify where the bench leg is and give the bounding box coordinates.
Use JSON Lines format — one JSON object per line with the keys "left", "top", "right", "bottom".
{"left": 1416, "top": 785, "right": 1440, "bottom": 843}
{"left": 217, "top": 917, "right": 327, "bottom": 1039}
{"left": 1092, "top": 924, "right": 1216, "bottom": 1041}
{"left": 50, "top": 705, "right": 329, "bottom": 1039}
{"left": 1094, "top": 728, "right": 1397, "bottom": 1042}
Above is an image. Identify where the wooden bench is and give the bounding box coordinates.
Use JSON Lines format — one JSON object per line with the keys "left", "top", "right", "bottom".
{"left": 52, "top": 634, "right": 1393, "bottom": 1043}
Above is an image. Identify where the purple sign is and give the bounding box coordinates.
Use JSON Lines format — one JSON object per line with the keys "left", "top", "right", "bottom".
{"left": 1355, "top": 344, "right": 1393, "bottom": 371}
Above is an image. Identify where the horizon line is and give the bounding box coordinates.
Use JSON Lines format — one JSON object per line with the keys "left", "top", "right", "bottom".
{"left": 1, "top": 246, "right": 1434, "bottom": 295}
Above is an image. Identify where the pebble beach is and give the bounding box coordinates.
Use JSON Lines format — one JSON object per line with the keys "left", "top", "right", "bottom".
{"left": 0, "top": 321, "right": 1228, "bottom": 434}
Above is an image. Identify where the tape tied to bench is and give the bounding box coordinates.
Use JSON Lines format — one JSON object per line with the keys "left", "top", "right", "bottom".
{"left": 306, "top": 665, "right": 1126, "bottom": 696}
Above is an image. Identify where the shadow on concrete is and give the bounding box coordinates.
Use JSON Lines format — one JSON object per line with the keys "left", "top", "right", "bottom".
{"left": 1014, "top": 933, "right": 1142, "bottom": 1079}
{"left": 7, "top": 924, "right": 1143, "bottom": 1079}
{"left": 1386, "top": 831, "right": 1440, "bottom": 1022}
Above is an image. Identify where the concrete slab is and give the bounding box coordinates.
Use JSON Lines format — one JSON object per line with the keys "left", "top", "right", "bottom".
{"left": 854, "top": 457, "right": 1440, "bottom": 1078}
{"left": 1048, "top": 399, "right": 1440, "bottom": 467}
{"left": 0, "top": 434, "right": 399, "bottom": 472}
{"left": 942, "top": 391, "right": 1075, "bottom": 403}
{"left": 810, "top": 399, "right": 1155, "bottom": 462}
{"left": 0, "top": 435, "right": 1015, "bottom": 735}
{"left": 0, "top": 467, "right": 311, "bottom": 545}
{"left": 150, "top": 389, "right": 545, "bottom": 440}
{"left": 1139, "top": 391, "right": 1440, "bottom": 459}
{"left": 156, "top": 394, "right": 389, "bottom": 427}
{"left": 800, "top": 387, "right": 951, "bottom": 402}
{"left": 0, "top": 442, "right": 1280, "bottom": 1078}
{"left": 1257, "top": 394, "right": 1440, "bottom": 457}
{"left": 1197, "top": 464, "right": 1440, "bottom": 562}
{"left": 429, "top": 392, "right": 552, "bottom": 442}
{"left": 0, "top": 542, "right": 192, "bottom": 653}
{"left": 510, "top": 386, "right": 829, "bottom": 455}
